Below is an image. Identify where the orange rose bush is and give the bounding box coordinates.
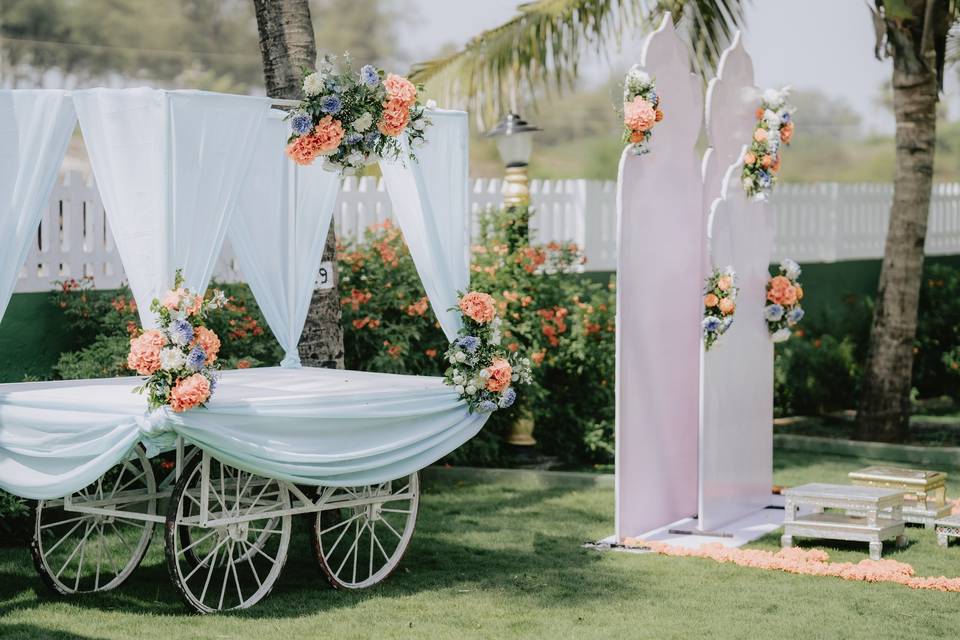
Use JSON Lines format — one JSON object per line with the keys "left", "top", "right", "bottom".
{"left": 444, "top": 291, "right": 533, "bottom": 414}
{"left": 765, "top": 258, "right": 805, "bottom": 343}
{"left": 286, "top": 54, "right": 429, "bottom": 174}
{"left": 702, "top": 266, "right": 738, "bottom": 351}
{"left": 742, "top": 87, "right": 795, "bottom": 201}
{"left": 621, "top": 65, "right": 662, "bottom": 155}
{"left": 129, "top": 270, "right": 226, "bottom": 412}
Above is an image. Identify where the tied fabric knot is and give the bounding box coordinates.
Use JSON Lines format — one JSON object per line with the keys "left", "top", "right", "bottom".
{"left": 135, "top": 407, "right": 176, "bottom": 458}
{"left": 280, "top": 351, "right": 302, "bottom": 368}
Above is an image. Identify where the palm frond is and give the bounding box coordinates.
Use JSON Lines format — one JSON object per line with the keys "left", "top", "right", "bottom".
{"left": 409, "top": 0, "right": 745, "bottom": 124}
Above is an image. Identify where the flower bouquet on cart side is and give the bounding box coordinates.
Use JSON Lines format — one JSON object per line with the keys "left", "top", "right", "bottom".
{"left": 286, "top": 54, "right": 431, "bottom": 174}
{"left": 128, "top": 270, "right": 227, "bottom": 412}
{"left": 444, "top": 291, "right": 533, "bottom": 414}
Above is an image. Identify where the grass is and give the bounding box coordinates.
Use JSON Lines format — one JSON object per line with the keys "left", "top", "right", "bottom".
{"left": 776, "top": 414, "right": 960, "bottom": 447}
{"left": 2, "top": 450, "right": 960, "bottom": 639}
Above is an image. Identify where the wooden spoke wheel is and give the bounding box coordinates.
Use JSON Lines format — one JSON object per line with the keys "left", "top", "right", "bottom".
{"left": 311, "top": 472, "right": 419, "bottom": 590}
{"left": 31, "top": 446, "right": 157, "bottom": 594}
{"left": 164, "top": 455, "right": 291, "bottom": 613}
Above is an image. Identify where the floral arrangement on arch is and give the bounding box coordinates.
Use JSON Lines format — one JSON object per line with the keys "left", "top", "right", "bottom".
{"left": 765, "top": 258, "right": 805, "bottom": 343}
{"left": 702, "top": 266, "right": 738, "bottom": 351}
{"left": 127, "top": 270, "right": 226, "bottom": 412}
{"left": 444, "top": 291, "right": 533, "bottom": 414}
{"left": 742, "top": 87, "right": 795, "bottom": 201}
{"left": 621, "top": 65, "right": 663, "bottom": 155}
{"left": 286, "top": 54, "right": 430, "bottom": 174}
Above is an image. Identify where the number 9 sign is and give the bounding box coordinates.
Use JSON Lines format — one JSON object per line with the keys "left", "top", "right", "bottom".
{"left": 315, "top": 261, "right": 335, "bottom": 290}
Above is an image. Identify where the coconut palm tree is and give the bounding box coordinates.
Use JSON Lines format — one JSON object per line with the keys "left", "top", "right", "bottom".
{"left": 412, "top": 0, "right": 960, "bottom": 443}
{"left": 252, "top": 0, "right": 345, "bottom": 368}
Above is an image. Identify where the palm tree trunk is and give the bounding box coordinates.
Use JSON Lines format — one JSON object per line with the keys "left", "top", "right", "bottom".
{"left": 252, "top": 0, "right": 344, "bottom": 368}
{"left": 856, "top": 46, "right": 938, "bottom": 442}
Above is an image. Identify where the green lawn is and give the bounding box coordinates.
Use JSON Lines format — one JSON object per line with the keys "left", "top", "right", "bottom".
{"left": 2, "top": 450, "right": 960, "bottom": 639}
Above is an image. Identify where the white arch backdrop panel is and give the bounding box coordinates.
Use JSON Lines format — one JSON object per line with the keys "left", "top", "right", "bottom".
{"left": 700, "top": 158, "right": 775, "bottom": 531}
{"left": 700, "top": 32, "right": 757, "bottom": 274}
{"left": 0, "top": 90, "right": 76, "bottom": 322}
{"left": 73, "top": 89, "right": 270, "bottom": 327}
{"left": 229, "top": 111, "right": 342, "bottom": 368}
{"left": 615, "top": 15, "right": 704, "bottom": 541}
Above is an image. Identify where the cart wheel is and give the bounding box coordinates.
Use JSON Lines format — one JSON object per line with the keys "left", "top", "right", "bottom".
{"left": 165, "top": 455, "right": 291, "bottom": 613}
{"left": 31, "top": 446, "right": 157, "bottom": 594}
{"left": 311, "top": 472, "right": 419, "bottom": 589}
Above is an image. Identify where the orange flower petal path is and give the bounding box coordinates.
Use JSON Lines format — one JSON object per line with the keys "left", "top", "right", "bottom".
{"left": 623, "top": 538, "right": 960, "bottom": 593}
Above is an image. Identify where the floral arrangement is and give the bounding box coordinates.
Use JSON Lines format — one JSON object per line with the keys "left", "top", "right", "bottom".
{"left": 444, "top": 291, "right": 533, "bottom": 414}
{"left": 702, "top": 267, "right": 738, "bottom": 351}
{"left": 621, "top": 65, "right": 663, "bottom": 155}
{"left": 286, "top": 54, "right": 430, "bottom": 174}
{"left": 742, "top": 87, "right": 795, "bottom": 201}
{"left": 128, "top": 271, "right": 226, "bottom": 411}
{"left": 765, "top": 258, "right": 805, "bottom": 343}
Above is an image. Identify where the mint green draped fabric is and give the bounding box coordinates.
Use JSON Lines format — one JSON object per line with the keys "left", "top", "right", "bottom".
{"left": 0, "top": 368, "right": 488, "bottom": 499}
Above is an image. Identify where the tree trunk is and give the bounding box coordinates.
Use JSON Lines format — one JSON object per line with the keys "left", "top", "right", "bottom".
{"left": 856, "top": 38, "right": 938, "bottom": 442}
{"left": 252, "top": 0, "right": 344, "bottom": 369}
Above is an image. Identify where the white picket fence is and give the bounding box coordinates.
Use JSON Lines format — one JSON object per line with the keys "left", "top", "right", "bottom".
{"left": 14, "top": 172, "right": 960, "bottom": 293}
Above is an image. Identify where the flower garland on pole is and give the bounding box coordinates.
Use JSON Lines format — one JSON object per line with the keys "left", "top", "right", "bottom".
{"left": 444, "top": 291, "right": 533, "bottom": 414}
{"left": 621, "top": 65, "right": 663, "bottom": 155}
{"left": 702, "top": 267, "right": 738, "bottom": 351}
{"left": 765, "top": 259, "right": 805, "bottom": 343}
{"left": 742, "top": 87, "right": 795, "bottom": 201}
{"left": 128, "top": 270, "right": 226, "bottom": 411}
{"left": 286, "top": 54, "right": 430, "bottom": 174}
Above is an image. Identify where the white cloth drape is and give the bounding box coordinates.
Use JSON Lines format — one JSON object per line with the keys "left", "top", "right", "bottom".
{"left": 380, "top": 110, "right": 470, "bottom": 341}
{"left": 73, "top": 89, "right": 270, "bottom": 327}
{"left": 0, "top": 91, "right": 76, "bottom": 322}
{"left": 229, "top": 112, "right": 341, "bottom": 367}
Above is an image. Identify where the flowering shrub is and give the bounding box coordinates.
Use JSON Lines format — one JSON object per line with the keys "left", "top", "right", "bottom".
{"left": 621, "top": 65, "right": 662, "bottom": 155}
{"left": 702, "top": 267, "right": 737, "bottom": 351}
{"left": 287, "top": 54, "right": 429, "bottom": 174}
{"left": 742, "top": 87, "right": 795, "bottom": 201}
{"left": 443, "top": 291, "right": 532, "bottom": 413}
{"left": 129, "top": 270, "right": 226, "bottom": 412}
{"left": 765, "top": 258, "right": 805, "bottom": 342}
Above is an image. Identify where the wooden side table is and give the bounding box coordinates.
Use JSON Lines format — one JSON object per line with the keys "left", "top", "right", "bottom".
{"left": 935, "top": 514, "right": 960, "bottom": 547}
{"left": 782, "top": 483, "right": 907, "bottom": 561}
{"left": 849, "top": 466, "right": 950, "bottom": 529}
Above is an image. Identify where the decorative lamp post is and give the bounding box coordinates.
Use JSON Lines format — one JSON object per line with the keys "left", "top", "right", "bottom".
{"left": 484, "top": 112, "right": 541, "bottom": 208}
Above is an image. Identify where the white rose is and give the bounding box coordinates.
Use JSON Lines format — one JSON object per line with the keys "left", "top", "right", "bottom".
{"left": 413, "top": 118, "right": 426, "bottom": 131}
{"left": 353, "top": 112, "right": 373, "bottom": 132}
{"left": 771, "top": 328, "right": 791, "bottom": 343}
{"left": 159, "top": 347, "right": 186, "bottom": 371}
{"left": 479, "top": 369, "right": 490, "bottom": 379}
{"left": 465, "top": 385, "right": 477, "bottom": 395}
{"left": 425, "top": 99, "right": 438, "bottom": 109}
{"left": 454, "top": 384, "right": 465, "bottom": 394}
{"left": 742, "top": 178, "right": 753, "bottom": 191}
{"left": 455, "top": 352, "right": 467, "bottom": 362}
{"left": 302, "top": 72, "right": 325, "bottom": 97}
{"left": 763, "top": 109, "right": 780, "bottom": 129}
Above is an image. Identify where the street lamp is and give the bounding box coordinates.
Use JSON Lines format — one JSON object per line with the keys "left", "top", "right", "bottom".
{"left": 484, "top": 112, "right": 541, "bottom": 207}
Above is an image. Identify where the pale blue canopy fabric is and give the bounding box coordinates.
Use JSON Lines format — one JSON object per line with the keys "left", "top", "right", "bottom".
{"left": 0, "top": 368, "right": 487, "bottom": 499}
{"left": 0, "top": 92, "right": 488, "bottom": 500}
{"left": 0, "top": 90, "right": 76, "bottom": 321}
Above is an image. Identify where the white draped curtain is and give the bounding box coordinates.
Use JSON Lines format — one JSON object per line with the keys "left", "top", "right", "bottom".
{"left": 229, "top": 112, "right": 341, "bottom": 367}
{"left": 0, "top": 91, "right": 76, "bottom": 322}
{"left": 73, "top": 89, "right": 270, "bottom": 327}
{"left": 380, "top": 110, "right": 470, "bottom": 341}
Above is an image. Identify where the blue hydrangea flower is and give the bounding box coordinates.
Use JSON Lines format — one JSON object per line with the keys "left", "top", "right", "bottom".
{"left": 346, "top": 132, "right": 363, "bottom": 145}
{"left": 360, "top": 64, "right": 380, "bottom": 87}
{"left": 498, "top": 388, "right": 516, "bottom": 409}
{"left": 170, "top": 319, "right": 194, "bottom": 346}
{"left": 787, "top": 307, "right": 805, "bottom": 326}
{"left": 319, "top": 94, "right": 342, "bottom": 115}
{"left": 781, "top": 112, "right": 791, "bottom": 124}
{"left": 702, "top": 316, "right": 722, "bottom": 333}
{"left": 187, "top": 346, "right": 206, "bottom": 370}
{"left": 648, "top": 91, "right": 658, "bottom": 105}
{"left": 477, "top": 400, "right": 498, "bottom": 413}
{"left": 456, "top": 336, "right": 480, "bottom": 353}
{"left": 364, "top": 131, "right": 381, "bottom": 148}
{"left": 764, "top": 304, "right": 784, "bottom": 322}
{"left": 290, "top": 111, "right": 313, "bottom": 135}
{"left": 758, "top": 170, "right": 772, "bottom": 188}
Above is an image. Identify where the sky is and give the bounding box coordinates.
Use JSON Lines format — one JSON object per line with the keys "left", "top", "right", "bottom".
{"left": 400, "top": 0, "right": 960, "bottom": 134}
